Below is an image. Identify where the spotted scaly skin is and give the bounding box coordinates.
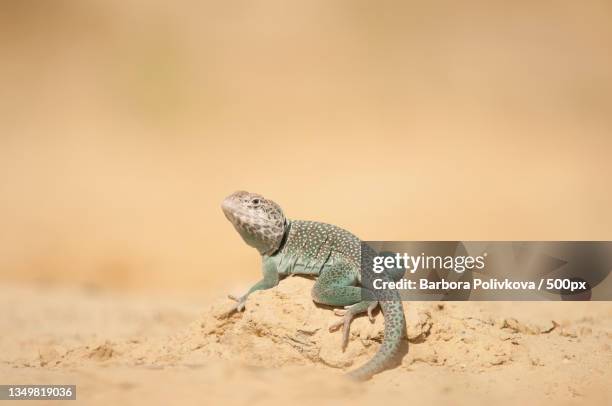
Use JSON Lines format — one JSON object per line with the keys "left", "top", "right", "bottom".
{"left": 221, "top": 191, "right": 406, "bottom": 380}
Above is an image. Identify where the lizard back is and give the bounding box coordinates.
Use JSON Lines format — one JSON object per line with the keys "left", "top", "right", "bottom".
{"left": 275, "top": 220, "right": 361, "bottom": 276}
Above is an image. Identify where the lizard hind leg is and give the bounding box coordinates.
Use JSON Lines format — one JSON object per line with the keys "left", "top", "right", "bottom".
{"left": 312, "top": 264, "right": 379, "bottom": 350}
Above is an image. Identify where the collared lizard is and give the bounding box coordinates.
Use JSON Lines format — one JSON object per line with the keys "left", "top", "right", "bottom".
{"left": 221, "top": 191, "right": 406, "bottom": 380}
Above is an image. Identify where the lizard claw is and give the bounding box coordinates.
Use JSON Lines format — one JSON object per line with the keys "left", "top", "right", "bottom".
{"left": 228, "top": 294, "right": 247, "bottom": 312}
{"left": 367, "top": 302, "right": 379, "bottom": 323}
{"left": 333, "top": 305, "right": 354, "bottom": 317}
{"left": 329, "top": 311, "right": 355, "bottom": 351}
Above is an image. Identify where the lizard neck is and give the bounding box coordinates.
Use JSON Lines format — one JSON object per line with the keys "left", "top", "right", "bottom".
{"left": 268, "top": 219, "right": 291, "bottom": 256}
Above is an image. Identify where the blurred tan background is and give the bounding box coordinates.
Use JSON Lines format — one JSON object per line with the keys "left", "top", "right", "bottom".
{"left": 1, "top": 0, "right": 611, "bottom": 293}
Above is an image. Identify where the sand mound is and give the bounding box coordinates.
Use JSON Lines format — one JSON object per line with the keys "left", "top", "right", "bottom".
{"left": 29, "top": 276, "right": 608, "bottom": 378}
{"left": 3, "top": 280, "right": 611, "bottom": 405}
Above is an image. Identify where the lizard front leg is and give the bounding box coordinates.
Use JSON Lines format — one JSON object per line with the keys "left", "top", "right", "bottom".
{"left": 228, "top": 256, "right": 279, "bottom": 312}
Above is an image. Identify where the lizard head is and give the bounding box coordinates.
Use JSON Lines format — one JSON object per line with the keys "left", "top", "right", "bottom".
{"left": 221, "top": 191, "right": 287, "bottom": 256}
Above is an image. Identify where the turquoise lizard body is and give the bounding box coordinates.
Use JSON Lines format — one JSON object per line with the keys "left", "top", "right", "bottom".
{"left": 221, "top": 191, "right": 406, "bottom": 380}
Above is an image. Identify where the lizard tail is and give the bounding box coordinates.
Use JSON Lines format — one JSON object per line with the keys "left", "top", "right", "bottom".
{"left": 347, "top": 299, "right": 406, "bottom": 381}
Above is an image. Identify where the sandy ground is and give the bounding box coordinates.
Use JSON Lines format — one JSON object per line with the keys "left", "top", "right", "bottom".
{"left": 2, "top": 2, "right": 612, "bottom": 405}
{"left": 1, "top": 278, "right": 611, "bottom": 406}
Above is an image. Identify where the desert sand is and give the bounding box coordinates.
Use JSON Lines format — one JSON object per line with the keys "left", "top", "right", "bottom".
{"left": 2, "top": 277, "right": 611, "bottom": 406}
{"left": 2, "top": 1, "right": 612, "bottom": 405}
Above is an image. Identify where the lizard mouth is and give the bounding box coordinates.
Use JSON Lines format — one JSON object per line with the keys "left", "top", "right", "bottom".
{"left": 221, "top": 196, "right": 249, "bottom": 227}
{"left": 221, "top": 206, "right": 239, "bottom": 228}
{"left": 221, "top": 197, "right": 236, "bottom": 218}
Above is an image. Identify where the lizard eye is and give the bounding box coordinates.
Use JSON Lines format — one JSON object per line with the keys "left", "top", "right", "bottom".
{"left": 252, "top": 198, "right": 260, "bottom": 205}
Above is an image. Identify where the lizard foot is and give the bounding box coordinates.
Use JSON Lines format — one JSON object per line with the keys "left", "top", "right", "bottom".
{"left": 329, "top": 309, "right": 354, "bottom": 351}
{"left": 228, "top": 294, "right": 247, "bottom": 312}
{"left": 328, "top": 302, "right": 379, "bottom": 351}
{"left": 366, "top": 301, "right": 379, "bottom": 322}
